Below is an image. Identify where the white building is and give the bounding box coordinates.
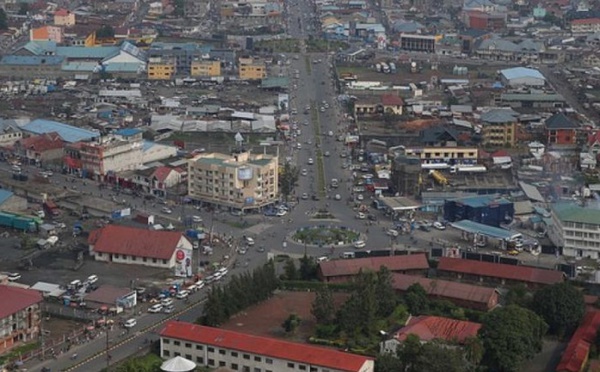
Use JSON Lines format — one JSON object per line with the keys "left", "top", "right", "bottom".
{"left": 79, "top": 129, "right": 144, "bottom": 176}
{"left": 500, "top": 67, "right": 546, "bottom": 87}
{"left": 88, "top": 225, "right": 193, "bottom": 271}
{"left": 548, "top": 202, "right": 600, "bottom": 258}
{"left": 159, "top": 321, "right": 375, "bottom": 372}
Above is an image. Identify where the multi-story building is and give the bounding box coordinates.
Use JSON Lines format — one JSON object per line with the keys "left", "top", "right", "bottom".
{"left": 403, "top": 147, "right": 478, "bottom": 166}
{"left": 391, "top": 154, "right": 421, "bottom": 197}
{"left": 147, "top": 42, "right": 206, "bottom": 76}
{"left": 399, "top": 34, "right": 441, "bottom": 53}
{"left": 148, "top": 56, "right": 176, "bottom": 80}
{"left": 0, "top": 285, "right": 43, "bottom": 354}
{"left": 544, "top": 113, "right": 579, "bottom": 147}
{"left": 239, "top": 57, "right": 266, "bottom": 80}
{"left": 54, "top": 9, "right": 75, "bottom": 26}
{"left": 188, "top": 151, "right": 278, "bottom": 210}
{"left": 159, "top": 321, "right": 375, "bottom": 372}
{"left": 12, "top": 132, "right": 64, "bottom": 166}
{"left": 571, "top": 18, "right": 600, "bottom": 34}
{"left": 548, "top": 202, "right": 600, "bottom": 259}
{"left": 480, "top": 109, "right": 518, "bottom": 147}
{"left": 191, "top": 59, "right": 221, "bottom": 77}
{"left": 76, "top": 129, "right": 143, "bottom": 179}
{"left": 30, "top": 26, "right": 63, "bottom": 43}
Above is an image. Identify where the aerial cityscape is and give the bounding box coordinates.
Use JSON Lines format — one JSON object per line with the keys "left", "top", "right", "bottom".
{"left": 1, "top": 0, "right": 600, "bottom": 371}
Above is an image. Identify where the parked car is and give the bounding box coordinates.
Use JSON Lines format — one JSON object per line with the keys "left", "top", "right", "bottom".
{"left": 148, "top": 304, "right": 163, "bottom": 313}
{"left": 163, "top": 305, "right": 175, "bottom": 314}
{"left": 7, "top": 272, "right": 21, "bottom": 282}
{"left": 354, "top": 240, "right": 366, "bottom": 249}
{"left": 123, "top": 318, "right": 137, "bottom": 328}
{"left": 161, "top": 298, "right": 174, "bottom": 307}
{"left": 387, "top": 229, "right": 399, "bottom": 237}
{"left": 244, "top": 237, "right": 255, "bottom": 246}
{"left": 356, "top": 212, "right": 366, "bottom": 219}
{"left": 192, "top": 216, "right": 203, "bottom": 222}
{"left": 175, "top": 290, "right": 190, "bottom": 299}
{"left": 433, "top": 222, "right": 446, "bottom": 230}
{"left": 162, "top": 207, "right": 172, "bottom": 214}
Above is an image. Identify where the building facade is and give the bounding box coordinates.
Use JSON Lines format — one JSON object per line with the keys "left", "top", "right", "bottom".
{"left": 399, "top": 34, "right": 441, "bottom": 53}
{"left": 77, "top": 131, "right": 144, "bottom": 178}
{"left": 239, "top": 57, "right": 266, "bottom": 80}
{"left": 148, "top": 56, "right": 176, "bottom": 80}
{"left": 480, "top": 110, "right": 518, "bottom": 147}
{"left": 160, "top": 321, "right": 375, "bottom": 372}
{"left": 191, "top": 60, "right": 221, "bottom": 77}
{"left": 0, "top": 285, "right": 43, "bottom": 354}
{"left": 54, "top": 9, "right": 75, "bottom": 26}
{"left": 403, "top": 147, "right": 478, "bottom": 165}
{"left": 188, "top": 151, "right": 278, "bottom": 210}
{"left": 548, "top": 202, "right": 600, "bottom": 259}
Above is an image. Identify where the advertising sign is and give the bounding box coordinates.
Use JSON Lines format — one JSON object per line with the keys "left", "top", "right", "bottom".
{"left": 174, "top": 248, "right": 192, "bottom": 277}
{"left": 238, "top": 167, "right": 253, "bottom": 180}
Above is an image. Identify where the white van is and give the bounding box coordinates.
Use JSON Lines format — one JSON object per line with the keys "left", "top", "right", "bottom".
{"left": 316, "top": 256, "right": 329, "bottom": 263}
{"left": 341, "top": 252, "right": 355, "bottom": 259}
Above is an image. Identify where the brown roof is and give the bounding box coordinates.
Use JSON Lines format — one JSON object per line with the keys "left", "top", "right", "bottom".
{"left": 88, "top": 225, "right": 186, "bottom": 260}
{"left": 557, "top": 311, "right": 600, "bottom": 372}
{"left": 0, "top": 285, "right": 43, "bottom": 318}
{"left": 437, "top": 257, "right": 564, "bottom": 285}
{"left": 85, "top": 285, "right": 134, "bottom": 305}
{"left": 319, "top": 254, "right": 429, "bottom": 279}
{"left": 380, "top": 94, "right": 404, "bottom": 106}
{"left": 395, "top": 315, "right": 481, "bottom": 344}
{"left": 391, "top": 273, "right": 497, "bottom": 307}
{"left": 18, "top": 132, "right": 63, "bottom": 152}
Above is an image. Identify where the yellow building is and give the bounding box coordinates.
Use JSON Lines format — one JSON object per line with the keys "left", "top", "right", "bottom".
{"left": 404, "top": 147, "right": 479, "bottom": 163}
{"left": 188, "top": 151, "right": 278, "bottom": 210}
{"left": 191, "top": 59, "right": 221, "bottom": 77}
{"left": 238, "top": 57, "right": 266, "bottom": 80}
{"left": 147, "top": 57, "right": 176, "bottom": 80}
{"left": 54, "top": 9, "right": 76, "bottom": 26}
{"left": 480, "top": 109, "right": 518, "bottom": 147}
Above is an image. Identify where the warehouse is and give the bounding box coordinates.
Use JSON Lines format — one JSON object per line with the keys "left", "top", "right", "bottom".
{"left": 500, "top": 67, "right": 546, "bottom": 87}
{"left": 443, "top": 195, "right": 514, "bottom": 227}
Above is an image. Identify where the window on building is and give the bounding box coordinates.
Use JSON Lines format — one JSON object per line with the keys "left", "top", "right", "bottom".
{"left": 231, "top": 363, "right": 239, "bottom": 370}
{"left": 231, "top": 351, "right": 238, "bottom": 357}
{"left": 174, "top": 341, "right": 180, "bottom": 346}
{"left": 219, "top": 349, "right": 226, "bottom": 355}
{"left": 243, "top": 354, "right": 250, "bottom": 360}
{"left": 208, "top": 347, "right": 215, "bottom": 352}
{"left": 185, "top": 354, "right": 192, "bottom": 360}
{"left": 288, "top": 362, "right": 295, "bottom": 368}
{"left": 265, "top": 358, "right": 273, "bottom": 364}
{"left": 219, "top": 361, "right": 226, "bottom": 367}
{"left": 163, "top": 350, "right": 170, "bottom": 357}
{"left": 299, "top": 366, "right": 306, "bottom": 371}
{"left": 196, "top": 345, "right": 203, "bottom": 350}
{"left": 162, "top": 259, "right": 167, "bottom": 264}
{"left": 185, "top": 343, "right": 192, "bottom": 348}
{"left": 254, "top": 368, "right": 261, "bottom": 372}
{"left": 196, "top": 356, "right": 204, "bottom": 364}
{"left": 174, "top": 352, "right": 180, "bottom": 357}
{"left": 163, "top": 339, "right": 170, "bottom": 344}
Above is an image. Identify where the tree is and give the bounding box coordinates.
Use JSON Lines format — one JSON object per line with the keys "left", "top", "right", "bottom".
{"left": 375, "top": 266, "right": 397, "bottom": 317}
{"left": 394, "top": 335, "right": 470, "bottom": 372}
{"left": 299, "top": 254, "right": 317, "bottom": 280}
{"left": 279, "top": 162, "right": 299, "bottom": 201}
{"left": 505, "top": 283, "right": 532, "bottom": 308}
{"left": 479, "top": 305, "right": 548, "bottom": 372}
{"left": 283, "top": 258, "right": 299, "bottom": 280}
{"left": 337, "top": 271, "right": 378, "bottom": 337}
{"left": 96, "top": 25, "right": 115, "bottom": 39}
{"left": 375, "top": 352, "right": 403, "bottom": 372}
{"left": 311, "top": 285, "right": 335, "bottom": 324}
{"left": 282, "top": 313, "right": 301, "bottom": 334}
{"left": 532, "top": 282, "right": 585, "bottom": 337}
{"left": 404, "top": 283, "right": 429, "bottom": 315}
{"left": 201, "top": 286, "right": 226, "bottom": 326}
{"left": 0, "top": 8, "right": 7, "bottom": 30}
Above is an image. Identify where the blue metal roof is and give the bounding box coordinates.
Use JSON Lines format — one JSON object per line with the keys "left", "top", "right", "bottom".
{"left": 115, "top": 128, "right": 141, "bottom": 136}
{"left": 0, "top": 189, "right": 14, "bottom": 205}
{"left": 0, "top": 55, "right": 64, "bottom": 66}
{"left": 56, "top": 46, "right": 120, "bottom": 59}
{"left": 450, "top": 220, "right": 521, "bottom": 240}
{"left": 22, "top": 119, "right": 99, "bottom": 143}
{"left": 500, "top": 67, "right": 545, "bottom": 81}
{"left": 19, "top": 40, "right": 57, "bottom": 55}
{"left": 451, "top": 195, "right": 512, "bottom": 208}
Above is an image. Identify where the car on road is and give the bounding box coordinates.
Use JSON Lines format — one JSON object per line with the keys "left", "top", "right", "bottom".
{"left": 176, "top": 290, "right": 190, "bottom": 299}
{"left": 324, "top": 151, "right": 330, "bottom": 157}
{"left": 264, "top": 209, "right": 278, "bottom": 217}
{"left": 276, "top": 209, "right": 287, "bottom": 217}
{"left": 308, "top": 158, "right": 314, "bottom": 165}
{"left": 161, "top": 298, "right": 174, "bottom": 307}
{"left": 7, "top": 272, "right": 21, "bottom": 282}
{"left": 87, "top": 274, "right": 98, "bottom": 284}
{"left": 354, "top": 240, "right": 366, "bottom": 249}
{"left": 123, "top": 319, "right": 137, "bottom": 328}
{"left": 244, "top": 237, "right": 255, "bottom": 246}
{"left": 301, "top": 193, "right": 308, "bottom": 200}
{"left": 311, "top": 195, "right": 320, "bottom": 201}
{"left": 301, "top": 169, "right": 308, "bottom": 176}
{"left": 334, "top": 194, "right": 341, "bottom": 200}
{"left": 419, "top": 225, "right": 430, "bottom": 232}
{"left": 367, "top": 214, "right": 377, "bottom": 221}
{"left": 508, "top": 250, "right": 520, "bottom": 256}
{"left": 192, "top": 216, "right": 203, "bottom": 222}
{"left": 433, "top": 222, "right": 445, "bottom": 230}
{"left": 387, "top": 229, "right": 399, "bottom": 237}
{"left": 148, "top": 304, "right": 163, "bottom": 313}
{"left": 356, "top": 212, "right": 366, "bottom": 219}
{"left": 357, "top": 194, "right": 364, "bottom": 201}
{"left": 162, "top": 207, "right": 172, "bottom": 214}
{"left": 257, "top": 246, "right": 265, "bottom": 252}
{"left": 163, "top": 305, "right": 175, "bottom": 314}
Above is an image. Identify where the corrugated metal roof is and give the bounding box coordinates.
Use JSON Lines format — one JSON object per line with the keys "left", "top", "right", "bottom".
{"left": 552, "top": 202, "right": 600, "bottom": 225}
{"left": 22, "top": 119, "right": 99, "bottom": 143}
{"left": 519, "top": 181, "right": 545, "bottom": 202}
{"left": 56, "top": 46, "right": 120, "bottom": 59}
{"left": 450, "top": 219, "right": 519, "bottom": 240}
{"left": 0, "top": 55, "right": 64, "bottom": 66}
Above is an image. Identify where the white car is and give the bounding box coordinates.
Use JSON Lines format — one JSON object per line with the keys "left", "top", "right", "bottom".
{"left": 276, "top": 209, "right": 287, "bottom": 217}
{"left": 302, "top": 193, "right": 309, "bottom": 200}
{"left": 308, "top": 158, "right": 314, "bottom": 165}
{"left": 433, "top": 222, "right": 446, "bottom": 230}
{"left": 354, "top": 240, "right": 366, "bottom": 249}
{"left": 245, "top": 237, "right": 255, "bottom": 246}
{"left": 387, "top": 229, "right": 399, "bottom": 237}
{"left": 161, "top": 298, "right": 174, "bottom": 307}
{"left": 334, "top": 194, "right": 341, "bottom": 200}
{"left": 301, "top": 169, "right": 308, "bottom": 176}
{"left": 356, "top": 212, "right": 366, "bottom": 220}
{"left": 162, "top": 207, "right": 173, "bottom": 214}
{"left": 195, "top": 280, "right": 205, "bottom": 289}
{"left": 192, "top": 215, "right": 203, "bottom": 222}
{"left": 357, "top": 194, "right": 364, "bottom": 201}
{"left": 176, "top": 290, "right": 190, "bottom": 299}
{"left": 148, "top": 304, "right": 163, "bottom": 313}
{"left": 87, "top": 274, "right": 98, "bottom": 284}
{"left": 7, "top": 272, "right": 21, "bottom": 282}
{"left": 124, "top": 319, "right": 137, "bottom": 328}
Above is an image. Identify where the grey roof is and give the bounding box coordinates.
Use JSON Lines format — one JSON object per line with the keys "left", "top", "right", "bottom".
{"left": 392, "top": 20, "right": 424, "bottom": 33}
{"left": 500, "top": 93, "right": 565, "bottom": 102}
{"left": 420, "top": 126, "right": 459, "bottom": 143}
{"left": 519, "top": 181, "right": 545, "bottom": 202}
{"left": 501, "top": 67, "right": 545, "bottom": 81}
{"left": 480, "top": 109, "right": 517, "bottom": 123}
{"left": 0, "top": 119, "right": 24, "bottom": 133}
{"left": 545, "top": 113, "right": 578, "bottom": 129}
{"left": 477, "top": 38, "right": 544, "bottom": 53}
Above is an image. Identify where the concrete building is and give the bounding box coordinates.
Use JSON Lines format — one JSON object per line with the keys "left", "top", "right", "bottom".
{"left": 190, "top": 59, "right": 221, "bottom": 77}
{"left": 399, "top": 34, "right": 441, "bottom": 53}
{"left": 548, "top": 202, "right": 600, "bottom": 259}
{"left": 160, "top": 321, "right": 375, "bottom": 372}
{"left": 0, "top": 119, "right": 23, "bottom": 147}
{"left": 544, "top": 113, "right": 578, "bottom": 147}
{"left": 88, "top": 225, "right": 193, "bottom": 270}
{"left": 404, "top": 147, "right": 478, "bottom": 166}
{"left": 571, "top": 18, "right": 600, "bottom": 34}
{"left": 148, "top": 42, "right": 206, "bottom": 76}
{"left": 12, "top": 132, "right": 64, "bottom": 166}
{"left": 480, "top": 109, "right": 518, "bottom": 147}
{"left": 354, "top": 94, "right": 404, "bottom": 116}
{"left": 0, "top": 285, "right": 43, "bottom": 354}
{"left": 391, "top": 154, "right": 421, "bottom": 197}
{"left": 238, "top": 57, "right": 266, "bottom": 80}
{"left": 54, "top": 9, "right": 75, "bottom": 26}
{"left": 77, "top": 129, "right": 144, "bottom": 178}
{"left": 148, "top": 56, "right": 176, "bottom": 80}
{"left": 444, "top": 195, "right": 514, "bottom": 227}
{"left": 188, "top": 151, "right": 278, "bottom": 210}
{"left": 30, "top": 26, "right": 63, "bottom": 43}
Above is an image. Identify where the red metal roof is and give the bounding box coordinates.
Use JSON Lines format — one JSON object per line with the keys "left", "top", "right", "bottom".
{"left": 380, "top": 94, "right": 404, "bottom": 106}
{"left": 88, "top": 225, "right": 186, "bottom": 260}
{"left": 557, "top": 311, "right": 600, "bottom": 372}
{"left": 160, "top": 321, "right": 373, "bottom": 372}
{"left": 0, "top": 285, "right": 43, "bottom": 319}
{"left": 18, "top": 132, "right": 63, "bottom": 153}
{"left": 395, "top": 315, "right": 481, "bottom": 344}
{"left": 54, "top": 8, "right": 70, "bottom": 16}
{"left": 319, "top": 254, "right": 429, "bottom": 279}
{"left": 437, "top": 257, "right": 564, "bottom": 285}
{"left": 391, "top": 273, "right": 498, "bottom": 309}
{"left": 152, "top": 166, "right": 174, "bottom": 183}
{"left": 572, "top": 18, "right": 600, "bottom": 25}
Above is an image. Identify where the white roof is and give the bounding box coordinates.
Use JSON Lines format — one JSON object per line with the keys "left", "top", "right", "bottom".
{"left": 160, "top": 356, "right": 197, "bottom": 372}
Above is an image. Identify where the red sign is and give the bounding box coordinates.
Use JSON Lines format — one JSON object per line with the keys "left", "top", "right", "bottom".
{"left": 176, "top": 250, "right": 185, "bottom": 261}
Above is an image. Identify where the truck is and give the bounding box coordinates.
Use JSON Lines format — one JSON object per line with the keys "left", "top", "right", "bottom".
{"left": 43, "top": 200, "right": 60, "bottom": 217}
{"left": 450, "top": 165, "right": 487, "bottom": 174}
{"left": 430, "top": 170, "right": 448, "bottom": 185}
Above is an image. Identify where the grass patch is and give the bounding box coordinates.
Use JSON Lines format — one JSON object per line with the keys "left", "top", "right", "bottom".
{"left": 0, "top": 342, "right": 40, "bottom": 365}
{"left": 335, "top": 66, "right": 372, "bottom": 76}
{"left": 292, "top": 226, "right": 359, "bottom": 244}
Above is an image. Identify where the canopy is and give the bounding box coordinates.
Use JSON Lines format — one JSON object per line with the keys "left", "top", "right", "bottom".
{"left": 160, "top": 356, "right": 197, "bottom": 372}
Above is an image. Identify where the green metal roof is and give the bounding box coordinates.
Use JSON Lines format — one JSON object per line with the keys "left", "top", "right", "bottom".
{"left": 552, "top": 202, "right": 600, "bottom": 225}
{"left": 260, "top": 77, "right": 289, "bottom": 89}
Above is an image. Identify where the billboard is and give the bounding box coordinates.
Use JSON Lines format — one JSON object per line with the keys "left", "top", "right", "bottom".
{"left": 238, "top": 167, "right": 253, "bottom": 180}
{"left": 174, "top": 248, "right": 193, "bottom": 277}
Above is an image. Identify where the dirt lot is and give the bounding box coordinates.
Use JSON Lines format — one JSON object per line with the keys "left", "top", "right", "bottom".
{"left": 221, "top": 290, "right": 348, "bottom": 342}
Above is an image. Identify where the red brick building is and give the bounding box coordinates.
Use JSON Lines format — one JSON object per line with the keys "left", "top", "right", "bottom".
{"left": 318, "top": 254, "right": 429, "bottom": 283}
{"left": 545, "top": 113, "right": 578, "bottom": 146}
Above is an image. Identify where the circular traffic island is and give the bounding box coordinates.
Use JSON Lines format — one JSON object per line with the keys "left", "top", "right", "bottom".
{"left": 292, "top": 225, "right": 362, "bottom": 247}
